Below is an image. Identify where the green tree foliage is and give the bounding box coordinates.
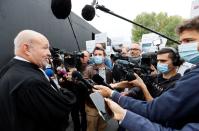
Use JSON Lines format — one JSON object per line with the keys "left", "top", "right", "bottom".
{"left": 131, "top": 12, "right": 183, "bottom": 46}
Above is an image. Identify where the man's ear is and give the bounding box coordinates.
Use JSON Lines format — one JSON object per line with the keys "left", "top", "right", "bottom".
{"left": 23, "top": 43, "right": 31, "bottom": 55}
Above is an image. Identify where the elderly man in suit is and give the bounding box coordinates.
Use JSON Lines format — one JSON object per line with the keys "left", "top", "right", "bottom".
{"left": 0, "top": 30, "right": 75, "bottom": 131}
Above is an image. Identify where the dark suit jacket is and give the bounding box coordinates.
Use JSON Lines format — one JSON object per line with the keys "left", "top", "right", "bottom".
{"left": 0, "top": 58, "right": 76, "bottom": 131}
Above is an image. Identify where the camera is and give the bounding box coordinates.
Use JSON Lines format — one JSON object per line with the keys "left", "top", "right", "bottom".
{"left": 50, "top": 47, "right": 84, "bottom": 69}
{"left": 63, "top": 51, "right": 84, "bottom": 69}
{"left": 50, "top": 47, "right": 64, "bottom": 68}
{"left": 111, "top": 46, "right": 142, "bottom": 64}
{"left": 112, "top": 51, "right": 157, "bottom": 84}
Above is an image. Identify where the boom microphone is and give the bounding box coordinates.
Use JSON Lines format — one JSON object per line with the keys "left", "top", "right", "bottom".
{"left": 81, "top": 5, "right": 95, "bottom": 21}
{"left": 51, "top": 0, "right": 72, "bottom": 19}
{"left": 92, "top": 74, "right": 113, "bottom": 90}
{"left": 72, "top": 71, "right": 95, "bottom": 89}
{"left": 81, "top": 0, "right": 97, "bottom": 21}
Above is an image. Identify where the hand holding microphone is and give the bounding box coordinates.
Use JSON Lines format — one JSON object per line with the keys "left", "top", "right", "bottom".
{"left": 92, "top": 74, "right": 114, "bottom": 90}
{"left": 72, "top": 71, "right": 96, "bottom": 90}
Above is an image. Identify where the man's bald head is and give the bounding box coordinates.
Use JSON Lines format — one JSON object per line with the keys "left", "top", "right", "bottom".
{"left": 81, "top": 50, "right": 90, "bottom": 64}
{"left": 14, "top": 30, "right": 48, "bottom": 55}
{"left": 13, "top": 30, "right": 51, "bottom": 68}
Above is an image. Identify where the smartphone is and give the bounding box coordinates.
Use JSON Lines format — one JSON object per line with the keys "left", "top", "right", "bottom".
{"left": 89, "top": 92, "right": 113, "bottom": 121}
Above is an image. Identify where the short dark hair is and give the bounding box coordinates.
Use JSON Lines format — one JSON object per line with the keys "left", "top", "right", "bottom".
{"left": 93, "top": 47, "right": 106, "bottom": 56}
{"left": 157, "top": 47, "right": 183, "bottom": 66}
{"left": 176, "top": 16, "right": 199, "bottom": 35}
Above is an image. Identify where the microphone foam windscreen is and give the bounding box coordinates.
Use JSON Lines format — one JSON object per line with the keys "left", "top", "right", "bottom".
{"left": 81, "top": 5, "right": 95, "bottom": 21}
{"left": 51, "top": 0, "right": 72, "bottom": 19}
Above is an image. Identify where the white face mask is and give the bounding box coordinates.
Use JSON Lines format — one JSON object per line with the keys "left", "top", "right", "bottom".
{"left": 178, "top": 42, "right": 199, "bottom": 64}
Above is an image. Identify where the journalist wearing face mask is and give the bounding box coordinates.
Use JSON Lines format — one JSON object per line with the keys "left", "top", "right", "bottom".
{"left": 82, "top": 47, "right": 113, "bottom": 131}
{"left": 178, "top": 42, "right": 199, "bottom": 64}
{"left": 93, "top": 55, "right": 104, "bottom": 65}
{"left": 177, "top": 18, "right": 199, "bottom": 64}
{"left": 145, "top": 48, "right": 182, "bottom": 100}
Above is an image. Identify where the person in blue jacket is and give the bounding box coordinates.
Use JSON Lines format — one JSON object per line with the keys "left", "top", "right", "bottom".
{"left": 104, "top": 98, "right": 199, "bottom": 131}
{"left": 94, "top": 16, "right": 199, "bottom": 130}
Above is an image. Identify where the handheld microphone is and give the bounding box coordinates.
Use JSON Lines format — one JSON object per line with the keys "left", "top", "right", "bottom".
{"left": 81, "top": 0, "right": 97, "bottom": 21}
{"left": 72, "top": 71, "right": 95, "bottom": 90}
{"left": 51, "top": 0, "right": 71, "bottom": 19}
{"left": 45, "top": 68, "right": 54, "bottom": 77}
{"left": 92, "top": 74, "right": 113, "bottom": 90}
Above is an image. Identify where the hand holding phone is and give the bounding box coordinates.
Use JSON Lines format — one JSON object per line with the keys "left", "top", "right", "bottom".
{"left": 89, "top": 92, "right": 113, "bottom": 121}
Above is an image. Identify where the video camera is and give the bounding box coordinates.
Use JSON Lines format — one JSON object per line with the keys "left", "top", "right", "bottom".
{"left": 50, "top": 47, "right": 64, "bottom": 68}
{"left": 112, "top": 46, "right": 157, "bottom": 84}
{"left": 112, "top": 59, "right": 147, "bottom": 81}
{"left": 111, "top": 46, "right": 142, "bottom": 64}
{"left": 63, "top": 51, "right": 84, "bottom": 69}
{"left": 111, "top": 46, "right": 130, "bottom": 62}
{"left": 50, "top": 47, "right": 84, "bottom": 69}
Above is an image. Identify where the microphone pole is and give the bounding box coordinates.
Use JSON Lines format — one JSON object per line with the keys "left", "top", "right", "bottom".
{"left": 96, "top": 4, "right": 180, "bottom": 44}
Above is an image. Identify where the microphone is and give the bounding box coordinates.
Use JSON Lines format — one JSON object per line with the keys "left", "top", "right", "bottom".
{"left": 51, "top": 0, "right": 72, "bottom": 19}
{"left": 81, "top": 0, "right": 97, "bottom": 21}
{"left": 92, "top": 74, "right": 113, "bottom": 90}
{"left": 72, "top": 71, "right": 95, "bottom": 90}
{"left": 45, "top": 68, "right": 54, "bottom": 77}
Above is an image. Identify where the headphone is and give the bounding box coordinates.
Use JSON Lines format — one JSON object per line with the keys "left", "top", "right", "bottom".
{"left": 159, "top": 47, "right": 181, "bottom": 66}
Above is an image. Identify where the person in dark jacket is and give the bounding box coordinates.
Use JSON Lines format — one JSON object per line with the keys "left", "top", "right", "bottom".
{"left": 132, "top": 47, "right": 183, "bottom": 101}
{"left": 112, "top": 47, "right": 183, "bottom": 101}
{"left": 0, "top": 30, "right": 76, "bottom": 131}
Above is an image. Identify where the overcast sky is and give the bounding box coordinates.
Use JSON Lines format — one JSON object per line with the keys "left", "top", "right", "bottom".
{"left": 71, "top": 0, "right": 193, "bottom": 44}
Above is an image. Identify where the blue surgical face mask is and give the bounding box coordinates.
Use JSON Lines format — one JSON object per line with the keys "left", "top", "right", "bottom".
{"left": 178, "top": 42, "right": 199, "bottom": 64}
{"left": 157, "top": 63, "right": 169, "bottom": 74}
{"left": 94, "top": 56, "right": 104, "bottom": 64}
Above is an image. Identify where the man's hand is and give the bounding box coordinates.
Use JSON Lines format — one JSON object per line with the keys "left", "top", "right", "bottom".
{"left": 105, "top": 98, "right": 126, "bottom": 120}
{"left": 150, "top": 64, "right": 158, "bottom": 77}
{"left": 110, "top": 81, "right": 131, "bottom": 89}
{"left": 93, "top": 85, "right": 113, "bottom": 97}
{"left": 120, "top": 91, "right": 129, "bottom": 96}
{"left": 128, "top": 73, "right": 145, "bottom": 88}
{"left": 110, "top": 83, "right": 119, "bottom": 89}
